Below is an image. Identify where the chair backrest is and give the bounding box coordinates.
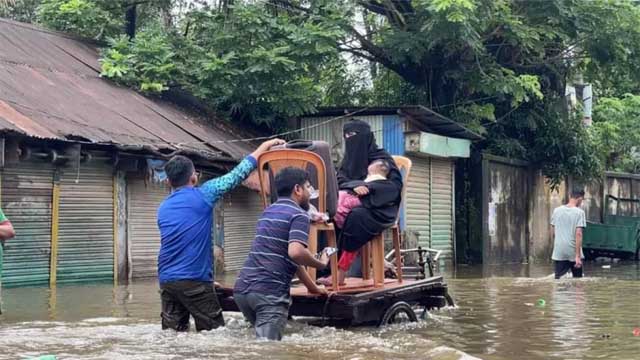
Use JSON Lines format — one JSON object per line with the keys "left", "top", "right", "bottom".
{"left": 257, "top": 149, "right": 327, "bottom": 212}
{"left": 392, "top": 155, "right": 412, "bottom": 223}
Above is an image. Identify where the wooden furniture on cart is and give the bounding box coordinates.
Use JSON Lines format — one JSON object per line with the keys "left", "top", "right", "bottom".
{"left": 257, "top": 149, "right": 340, "bottom": 290}
{"left": 361, "top": 156, "right": 412, "bottom": 287}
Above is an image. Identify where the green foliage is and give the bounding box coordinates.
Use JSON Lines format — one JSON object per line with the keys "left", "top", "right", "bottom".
{"left": 590, "top": 95, "right": 640, "bottom": 173}
{"left": 99, "top": 2, "right": 344, "bottom": 124}
{"left": 23, "top": 0, "right": 640, "bottom": 181}
{"left": 0, "top": 0, "right": 42, "bottom": 22}
{"left": 36, "top": 0, "right": 122, "bottom": 39}
{"left": 100, "top": 30, "right": 176, "bottom": 93}
{"left": 317, "top": 57, "right": 371, "bottom": 107}
{"left": 342, "top": 0, "right": 640, "bottom": 181}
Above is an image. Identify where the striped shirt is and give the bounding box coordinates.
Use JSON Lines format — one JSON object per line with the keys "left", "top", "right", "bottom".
{"left": 234, "top": 199, "right": 310, "bottom": 297}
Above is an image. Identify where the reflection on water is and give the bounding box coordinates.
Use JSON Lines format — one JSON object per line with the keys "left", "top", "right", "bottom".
{"left": 0, "top": 262, "right": 638, "bottom": 360}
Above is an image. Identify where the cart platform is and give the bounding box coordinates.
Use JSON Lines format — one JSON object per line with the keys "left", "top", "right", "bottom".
{"left": 217, "top": 276, "right": 453, "bottom": 326}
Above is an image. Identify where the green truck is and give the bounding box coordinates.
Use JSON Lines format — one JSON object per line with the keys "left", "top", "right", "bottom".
{"left": 583, "top": 196, "right": 640, "bottom": 260}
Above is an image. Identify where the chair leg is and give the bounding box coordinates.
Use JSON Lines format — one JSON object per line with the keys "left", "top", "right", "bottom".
{"left": 361, "top": 242, "right": 371, "bottom": 280}
{"left": 326, "top": 229, "right": 339, "bottom": 291}
{"left": 393, "top": 228, "right": 403, "bottom": 283}
{"left": 372, "top": 234, "right": 384, "bottom": 287}
{"left": 307, "top": 227, "right": 318, "bottom": 281}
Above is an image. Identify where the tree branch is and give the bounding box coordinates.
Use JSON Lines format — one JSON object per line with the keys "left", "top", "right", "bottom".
{"left": 358, "top": 1, "right": 388, "bottom": 16}
{"left": 338, "top": 47, "right": 377, "bottom": 62}
{"left": 344, "top": 25, "right": 393, "bottom": 66}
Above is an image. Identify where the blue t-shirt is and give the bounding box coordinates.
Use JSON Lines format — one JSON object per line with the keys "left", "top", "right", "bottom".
{"left": 157, "top": 156, "right": 257, "bottom": 284}
{"left": 234, "top": 198, "right": 310, "bottom": 297}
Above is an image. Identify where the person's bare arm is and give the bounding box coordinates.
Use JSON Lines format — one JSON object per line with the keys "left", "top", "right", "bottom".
{"left": 296, "top": 266, "right": 327, "bottom": 295}
{"left": 0, "top": 222, "right": 15, "bottom": 240}
{"left": 575, "top": 227, "right": 583, "bottom": 267}
{"left": 288, "top": 242, "right": 329, "bottom": 269}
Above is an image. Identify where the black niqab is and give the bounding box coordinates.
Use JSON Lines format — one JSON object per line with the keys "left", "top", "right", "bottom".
{"left": 338, "top": 120, "right": 377, "bottom": 183}
{"left": 337, "top": 119, "right": 403, "bottom": 191}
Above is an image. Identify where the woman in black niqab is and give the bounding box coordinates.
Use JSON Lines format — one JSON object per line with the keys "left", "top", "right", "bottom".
{"left": 336, "top": 119, "right": 403, "bottom": 252}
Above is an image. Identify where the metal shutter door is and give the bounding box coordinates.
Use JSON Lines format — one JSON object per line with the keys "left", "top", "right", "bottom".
{"left": 430, "top": 158, "right": 454, "bottom": 260}
{"left": 1, "top": 162, "right": 54, "bottom": 286}
{"left": 57, "top": 163, "right": 114, "bottom": 283}
{"left": 405, "top": 156, "right": 431, "bottom": 249}
{"left": 222, "top": 186, "right": 263, "bottom": 271}
{"left": 128, "top": 177, "right": 168, "bottom": 279}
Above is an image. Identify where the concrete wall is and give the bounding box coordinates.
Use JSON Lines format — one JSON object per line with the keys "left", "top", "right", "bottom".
{"left": 528, "top": 171, "right": 567, "bottom": 262}
{"left": 582, "top": 179, "right": 603, "bottom": 222}
{"left": 484, "top": 158, "right": 529, "bottom": 265}
{"left": 477, "top": 164, "right": 636, "bottom": 264}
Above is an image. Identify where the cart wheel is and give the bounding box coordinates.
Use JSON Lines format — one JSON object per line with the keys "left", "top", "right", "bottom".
{"left": 445, "top": 293, "right": 455, "bottom": 307}
{"left": 379, "top": 301, "right": 418, "bottom": 326}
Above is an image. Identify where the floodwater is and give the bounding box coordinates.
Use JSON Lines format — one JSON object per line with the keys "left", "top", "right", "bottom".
{"left": 1, "top": 262, "right": 639, "bottom": 360}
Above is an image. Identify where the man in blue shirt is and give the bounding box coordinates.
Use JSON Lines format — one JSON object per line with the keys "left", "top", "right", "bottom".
{"left": 234, "top": 167, "right": 330, "bottom": 340}
{"left": 157, "top": 138, "right": 283, "bottom": 332}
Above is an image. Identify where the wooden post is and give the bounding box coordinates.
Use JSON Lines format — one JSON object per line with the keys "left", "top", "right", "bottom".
{"left": 372, "top": 234, "right": 384, "bottom": 287}
{"left": 393, "top": 228, "right": 403, "bottom": 283}
{"left": 307, "top": 226, "right": 318, "bottom": 281}
{"left": 326, "top": 225, "right": 339, "bottom": 291}
{"left": 361, "top": 242, "right": 371, "bottom": 280}
{"left": 49, "top": 180, "right": 60, "bottom": 287}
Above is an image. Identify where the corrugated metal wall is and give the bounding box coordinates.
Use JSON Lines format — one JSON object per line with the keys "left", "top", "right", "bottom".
{"left": 1, "top": 162, "right": 54, "bottom": 287}
{"left": 299, "top": 115, "right": 385, "bottom": 163}
{"left": 222, "top": 186, "right": 263, "bottom": 271}
{"left": 57, "top": 164, "right": 114, "bottom": 283}
{"left": 405, "top": 156, "right": 430, "bottom": 248}
{"left": 128, "top": 177, "right": 169, "bottom": 279}
{"left": 431, "top": 158, "right": 454, "bottom": 260}
{"left": 383, "top": 115, "right": 406, "bottom": 228}
{"left": 382, "top": 115, "right": 404, "bottom": 155}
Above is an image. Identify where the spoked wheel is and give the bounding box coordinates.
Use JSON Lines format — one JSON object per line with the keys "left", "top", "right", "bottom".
{"left": 378, "top": 301, "right": 418, "bottom": 326}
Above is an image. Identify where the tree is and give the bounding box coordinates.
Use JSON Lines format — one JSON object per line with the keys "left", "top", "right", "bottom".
{"left": 36, "top": 0, "right": 123, "bottom": 39}
{"left": 18, "top": 0, "right": 640, "bottom": 181}
{"left": 590, "top": 95, "right": 640, "bottom": 173}
{"left": 329, "top": 0, "right": 640, "bottom": 181}
{"left": 99, "top": 2, "right": 343, "bottom": 126}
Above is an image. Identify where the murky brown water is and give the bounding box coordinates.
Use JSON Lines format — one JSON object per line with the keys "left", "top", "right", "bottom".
{"left": 1, "top": 262, "right": 639, "bottom": 360}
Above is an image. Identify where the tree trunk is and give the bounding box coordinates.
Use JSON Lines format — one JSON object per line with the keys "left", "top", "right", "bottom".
{"left": 125, "top": 5, "right": 137, "bottom": 39}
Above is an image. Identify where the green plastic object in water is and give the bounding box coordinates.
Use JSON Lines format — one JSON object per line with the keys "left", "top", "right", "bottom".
{"left": 31, "top": 356, "right": 57, "bottom": 360}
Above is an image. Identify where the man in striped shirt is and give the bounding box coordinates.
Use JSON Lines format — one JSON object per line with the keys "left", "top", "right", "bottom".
{"left": 234, "top": 167, "right": 329, "bottom": 340}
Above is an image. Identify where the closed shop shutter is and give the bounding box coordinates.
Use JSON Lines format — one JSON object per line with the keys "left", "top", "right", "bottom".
{"left": 223, "top": 186, "right": 263, "bottom": 271}
{"left": 405, "top": 156, "right": 431, "bottom": 249}
{"left": 1, "top": 162, "right": 54, "bottom": 287}
{"left": 57, "top": 163, "right": 114, "bottom": 283}
{"left": 431, "top": 158, "right": 454, "bottom": 260}
{"left": 128, "top": 176, "right": 169, "bottom": 279}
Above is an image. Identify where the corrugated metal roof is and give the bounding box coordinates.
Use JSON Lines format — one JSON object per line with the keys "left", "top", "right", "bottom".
{"left": 302, "top": 106, "right": 483, "bottom": 141}
{"left": 0, "top": 19, "right": 255, "bottom": 161}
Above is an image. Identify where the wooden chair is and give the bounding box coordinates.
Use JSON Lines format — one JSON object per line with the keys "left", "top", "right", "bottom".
{"left": 257, "top": 149, "right": 340, "bottom": 291}
{"left": 361, "top": 156, "right": 412, "bottom": 287}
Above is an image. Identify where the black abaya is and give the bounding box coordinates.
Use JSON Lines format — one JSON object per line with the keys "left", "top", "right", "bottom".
{"left": 336, "top": 120, "right": 403, "bottom": 252}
